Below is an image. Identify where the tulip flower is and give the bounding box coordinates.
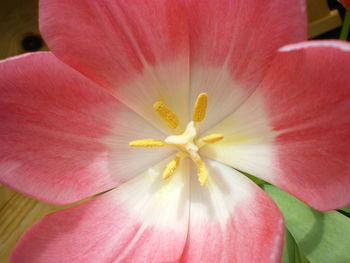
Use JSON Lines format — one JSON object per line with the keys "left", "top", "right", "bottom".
{"left": 1, "top": 0, "right": 350, "bottom": 262}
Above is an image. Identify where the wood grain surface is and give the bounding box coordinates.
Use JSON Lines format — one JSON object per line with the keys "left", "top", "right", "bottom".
{"left": 0, "top": 186, "right": 66, "bottom": 262}
{"left": 0, "top": 0, "right": 345, "bottom": 262}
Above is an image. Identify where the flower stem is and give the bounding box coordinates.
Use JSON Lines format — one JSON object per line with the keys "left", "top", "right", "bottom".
{"left": 340, "top": 11, "right": 350, "bottom": 40}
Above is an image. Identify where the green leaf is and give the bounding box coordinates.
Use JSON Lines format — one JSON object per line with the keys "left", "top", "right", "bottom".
{"left": 340, "top": 11, "right": 350, "bottom": 40}
{"left": 340, "top": 205, "right": 350, "bottom": 214}
{"left": 282, "top": 229, "right": 295, "bottom": 263}
{"left": 283, "top": 229, "right": 310, "bottom": 263}
{"left": 264, "top": 185, "right": 350, "bottom": 263}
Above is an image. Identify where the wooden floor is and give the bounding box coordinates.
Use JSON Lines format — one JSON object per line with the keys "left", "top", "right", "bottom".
{"left": 0, "top": 187, "right": 65, "bottom": 262}
{"left": 0, "top": 0, "right": 344, "bottom": 262}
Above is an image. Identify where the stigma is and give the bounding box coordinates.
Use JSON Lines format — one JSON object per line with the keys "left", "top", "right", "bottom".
{"left": 128, "top": 93, "right": 224, "bottom": 186}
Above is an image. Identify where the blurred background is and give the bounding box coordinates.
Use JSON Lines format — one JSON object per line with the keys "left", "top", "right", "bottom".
{"left": 0, "top": 0, "right": 349, "bottom": 262}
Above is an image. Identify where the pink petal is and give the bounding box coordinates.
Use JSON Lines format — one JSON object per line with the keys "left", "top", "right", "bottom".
{"left": 40, "top": 0, "right": 191, "bottom": 132}
{"left": 10, "top": 158, "right": 190, "bottom": 263}
{"left": 200, "top": 89, "right": 277, "bottom": 185}
{"left": 0, "top": 52, "right": 171, "bottom": 204}
{"left": 181, "top": 159, "right": 284, "bottom": 263}
{"left": 262, "top": 41, "right": 350, "bottom": 211}
{"left": 203, "top": 40, "right": 350, "bottom": 211}
{"left": 182, "top": 0, "right": 307, "bottom": 131}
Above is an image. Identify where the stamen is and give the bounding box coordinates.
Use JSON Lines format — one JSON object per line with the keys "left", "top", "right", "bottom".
{"left": 201, "top": 133, "right": 224, "bottom": 144}
{"left": 153, "top": 101, "right": 179, "bottom": 130}
{"left": 131, "top": 93, "right": 214, "bottom": 185}
{"left": 195, "top": 160, "right": 208, "bottom": 186}
{"left": 162, "top": 156, "right": 181, "bottom": 179}
{"left": 192, "top": 93, "right": 208, "bottom": 122}
{"left": 129, "top": 139, "right": 164, "bottom": 147}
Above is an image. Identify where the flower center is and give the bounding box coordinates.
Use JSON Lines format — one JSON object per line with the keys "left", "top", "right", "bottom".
{"left": 129, "top": 93, "right": 224, "bottom": 186}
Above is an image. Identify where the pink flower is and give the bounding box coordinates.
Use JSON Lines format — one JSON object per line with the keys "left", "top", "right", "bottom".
{"left": 1, "top": 0, "right": 350, "bottom": 262}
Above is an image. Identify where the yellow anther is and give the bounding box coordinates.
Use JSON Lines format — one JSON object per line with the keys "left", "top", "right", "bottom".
{"left": 192, "top": 93, "right": 208, "bottom": 122}
{"left": 129, "top": 139, "right": 164, "bottom": 147}
{"left": 153, "top": 101, "right": 179, "bottom": 130}
{"left": 196, "top": 160, "right": 208, "bottom": 186}
{"left": 162, "top": 156, "right": 181, "bottom": 179}
{"left": 201, "top": 133, "right": 224, "bottom": 144}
